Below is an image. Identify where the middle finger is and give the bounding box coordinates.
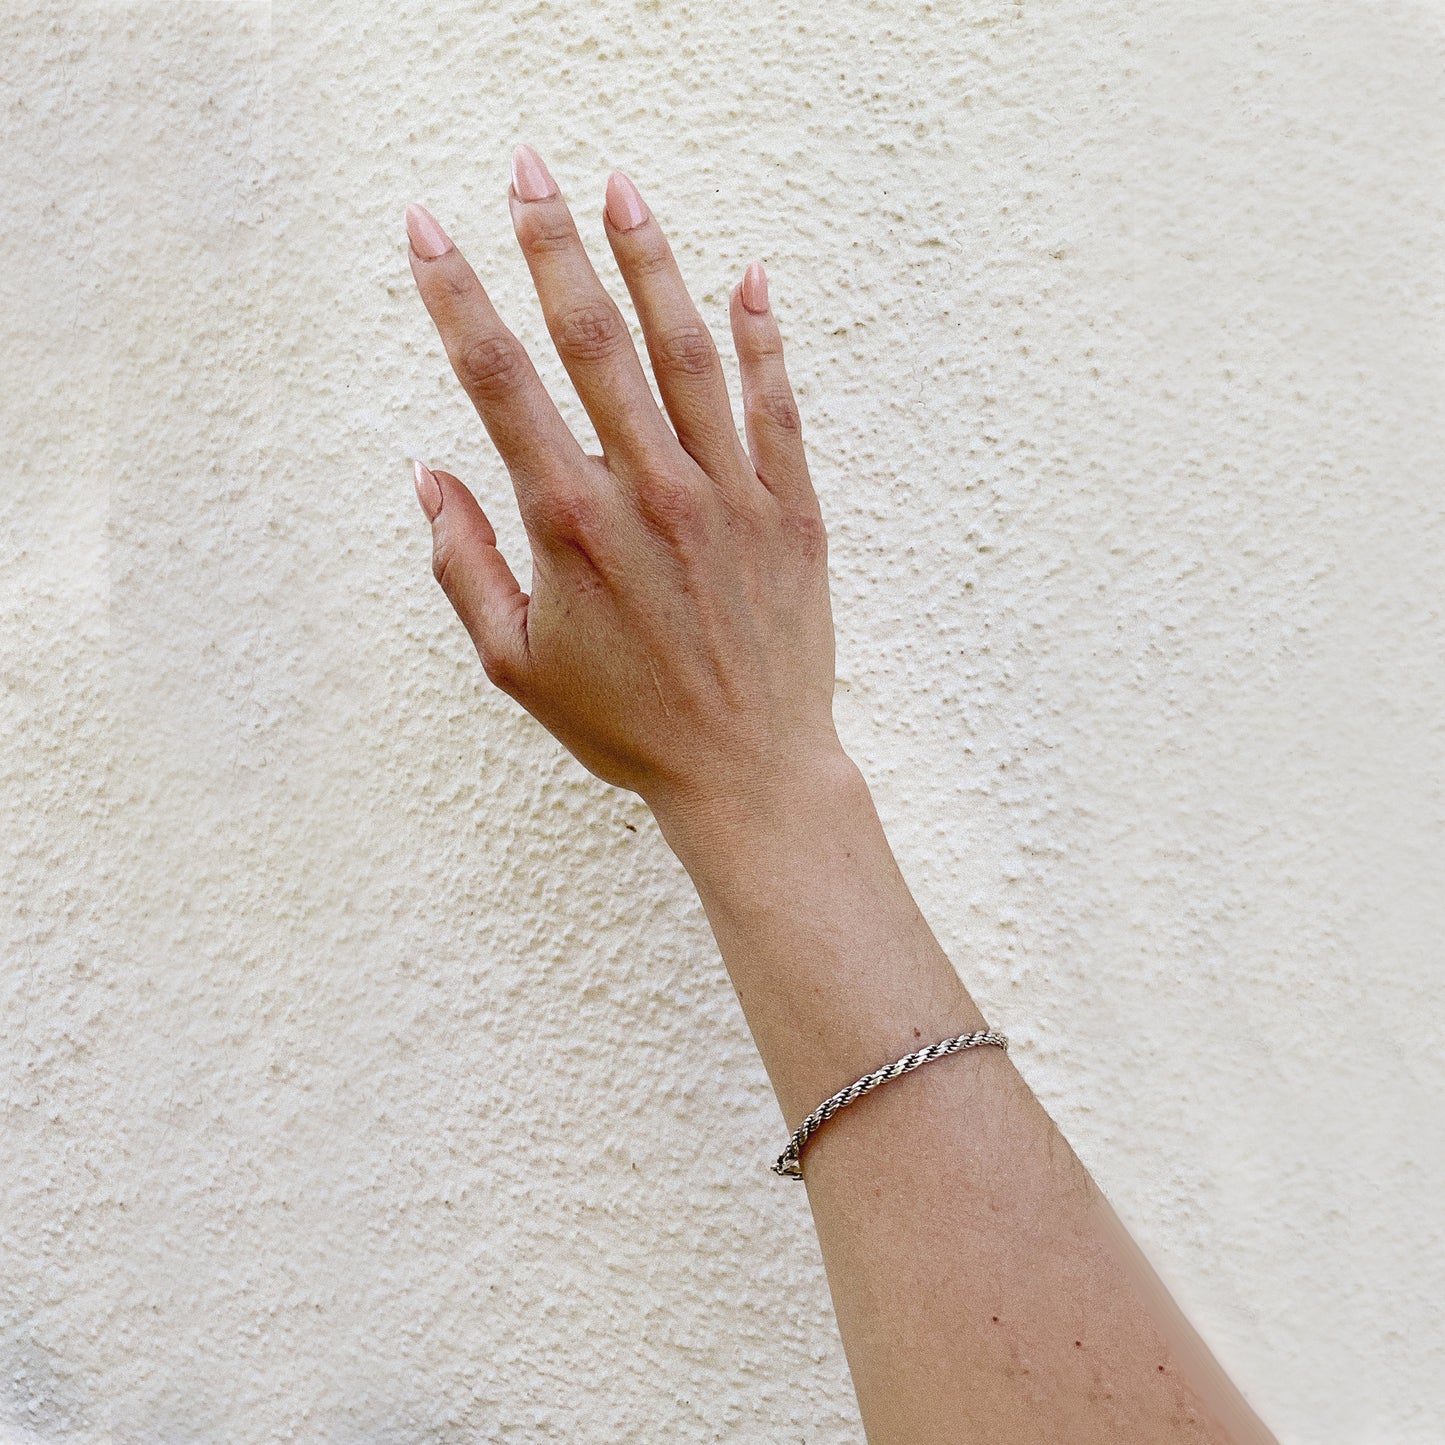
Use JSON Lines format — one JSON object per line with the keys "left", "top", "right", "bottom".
{"left": 508, "top": 144, "right": 677, "bottom": 470}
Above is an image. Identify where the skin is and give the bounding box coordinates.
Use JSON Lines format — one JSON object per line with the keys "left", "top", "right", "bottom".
{"left": 403, "top": 147, "right": 1278, "bottom": 1444}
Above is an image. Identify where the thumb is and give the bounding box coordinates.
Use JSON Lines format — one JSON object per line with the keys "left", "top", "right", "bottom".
{"left": 412, "top": 460, "right": 531, "bottom": 693}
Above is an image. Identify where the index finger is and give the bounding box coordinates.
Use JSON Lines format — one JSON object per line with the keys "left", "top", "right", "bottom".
{"left": 406, "top": 203, "right": 588, "bottom": 514}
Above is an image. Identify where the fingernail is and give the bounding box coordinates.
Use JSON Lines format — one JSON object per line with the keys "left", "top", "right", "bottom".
{"left": 510, "top": 143, "right": 557, "bottom": 202}
{"left": 412, "top": 459, "right": 443, "bottom": 521}
{"left": 406, "top": 203, "right": 453, "bottom": 261}
{"left": 605, "top": 171, "right": 648, "bottom": 232}
{"left": 741, "top": 261, "right": 769, "bottom": 315}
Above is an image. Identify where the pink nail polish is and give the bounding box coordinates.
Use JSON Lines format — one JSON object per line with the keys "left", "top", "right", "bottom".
{"left": 741, "top": 261, "right": 769, "bottom": 315}
{"left": 412, "top": 459, "right": 443, "bottom": 521}
{"left": 511, "top": 143, "right": 558, "bottom": 202}
{"left": 605, "top": 172, "right": 648, "bottom": 232}
{"left": 405, "top": 203, "right": 453, "bottom": 260}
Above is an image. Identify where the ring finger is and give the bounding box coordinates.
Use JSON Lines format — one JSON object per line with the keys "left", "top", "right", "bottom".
{"left": 601, "top": 171, "right": 754, "bottom": 487}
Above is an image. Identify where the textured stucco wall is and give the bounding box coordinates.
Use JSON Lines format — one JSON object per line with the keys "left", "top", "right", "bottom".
{"left": 3, "top": 2, "right": 1443, "bottom": 1440}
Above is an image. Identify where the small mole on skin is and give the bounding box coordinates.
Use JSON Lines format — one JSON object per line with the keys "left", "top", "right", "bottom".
{"left": 1074, "top": 1341, "right": 1082, "bottom": 1348}
{"left": 1157, "top": 1365, "right": 1166, "bottom": 1373}
{"left": 991, "top": 1316, "right": 1000, "bottom": 1324}
{"left": 914, "top": 1028, "right": 921, "bottom": 1038}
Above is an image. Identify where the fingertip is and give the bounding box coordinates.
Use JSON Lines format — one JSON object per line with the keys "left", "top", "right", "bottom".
{"left": 405, "top": 203, "right": 454, "bottom": 261}
{"left": 740, "top": 260, "right": 769, "bottom": 315}
{"left": 511, "top": 143, "right": 558, "bottom": 203}
{"left": 431, "top": 470, "right": 500, "bottom": 547}
{"left": 412, "top": 459, "right": 443, "bottom": 521}
{"left": 604, "top": 170, "right": 649, "bottom": 233}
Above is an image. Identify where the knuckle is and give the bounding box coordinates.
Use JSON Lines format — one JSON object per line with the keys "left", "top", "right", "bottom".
{"left": 629, "top": 243, "right": 675, "bottom": 280}
{"left": 636, "top": 473, "right": 706, "bottom": 550}
{"left": 436, "top": 262, "right": 476, "bottom": 303}
{"left": 554, "top": 301, "right": 628, "bottom": 366}
{"left": 430, "top": 533, "right": 455, "bottom": 590}
{"left": 723, "top": 492, "right": 772, "bottom": 549}
{"left": 539, "top": 484, "right": 605, "bottom": 547}
{"left": 513, "top": 208, "right": 576, "bottom": 257}
{"left": 740, "top": 328, "right": 785, "bottom": 362}
{"left": 780, "top": 508, "right": 828, "bottom": 565}
{"left": 455, "top": 333, "right": 525, "bottom": 402}
{"left": 477, "top": 639, "right": 519, "bottom": 693}
{"left": 754, "top": 387, "right": 802, "bottom": 436}
{"left": 654, "top": 322, "right": 718, "bottom": 378}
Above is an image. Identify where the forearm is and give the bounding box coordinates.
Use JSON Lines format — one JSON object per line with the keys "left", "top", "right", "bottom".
{"left": 654, "top": 746, "right": 985, "bottom": 1123}
{"left": 653, "top": 749, "right": 1273, "bottom": 1444}
{"left": 402, "top": 152, "right": 1271, "bottom": 1442}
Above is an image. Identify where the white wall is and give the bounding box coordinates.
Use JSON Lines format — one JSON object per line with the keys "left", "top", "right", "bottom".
{"left": 3, "top": 2, "right": 1442, "bottom": 1440}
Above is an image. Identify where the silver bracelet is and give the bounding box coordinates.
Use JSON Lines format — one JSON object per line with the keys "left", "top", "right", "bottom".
{"left": 772, "top": 1030, "right": 1009, "bottom": 1179}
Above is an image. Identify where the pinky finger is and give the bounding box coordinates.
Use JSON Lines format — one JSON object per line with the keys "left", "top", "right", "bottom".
{"left": 413, "top": 461, "right": 531, "bottom": 694}
{"left": 729, "top": 263, "right": 815, "bottom": 511}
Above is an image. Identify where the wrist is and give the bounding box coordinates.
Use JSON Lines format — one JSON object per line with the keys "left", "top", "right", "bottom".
{"left": 646, "top": 742, "right": 873, "bottom": 899}
{"left": 648, "top": 741, "right": 988, "bottom": 1125}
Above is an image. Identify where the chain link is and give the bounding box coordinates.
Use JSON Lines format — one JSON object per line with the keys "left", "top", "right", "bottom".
{"left": 772, "top": 1030, "right": 1009, "bottom": 1179}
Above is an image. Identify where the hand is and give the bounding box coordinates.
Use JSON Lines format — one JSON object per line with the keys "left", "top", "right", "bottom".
{"left": 405, "top": 145, "right": 844, "bottom": 821}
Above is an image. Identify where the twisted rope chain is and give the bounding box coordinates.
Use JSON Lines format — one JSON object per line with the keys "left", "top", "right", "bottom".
{"left": 772, "top": 1030, "right": 1010, "bottom": 1179}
